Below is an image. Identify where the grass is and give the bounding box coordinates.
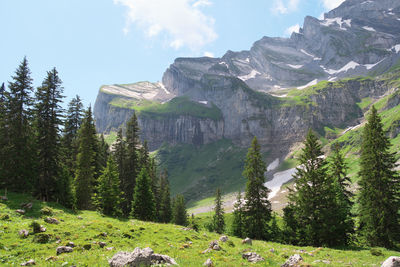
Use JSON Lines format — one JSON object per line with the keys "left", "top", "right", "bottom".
{"left": 103, "top": 131, "right": 118, "bottom": 146}
{"left": 1, "top": 192, "right": 398, "bottom": 266}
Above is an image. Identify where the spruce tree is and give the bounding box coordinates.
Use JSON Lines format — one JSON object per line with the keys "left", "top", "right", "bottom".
{"left": 189, "top": 213, "right": 199, "bottom": 231}
{"left": 159, "top": 169, "right": 172, "bottom": 223}
{"left": 231, "top": 191, "right": 244, "bottom": 238}
{"left": 6, "top": 57, "right": 36, "bottom": 192}
{"left": 93, "top": 156, "right": 122, "bottom": 217}
{"left": 357, "top": 106, "right": 400, "bottom": 248}
{"left": 286, "top": 129, "right": 344, "bottom": 246}
{"left": 131, "top": 167, "right": 155, "bottom": 221}
{"left": 113, "top": 128, "right": 127, "bottom": 213}
{"left": 172, "top": 194, "right": 188, "bottom": 226}
{"left": 243, "top": 136, "right": 271, "bottom": 240}
{"left": 34, "top": 68, "right": 65, "bottom": 201}
{"left": 74, "top": 107, "right": 97, "bottom": 210}
{"left": 0, "top": 83, "right": 8, "bottom": 189}
{"left": 212, "top": 188, "right": 225, "bottom": 234}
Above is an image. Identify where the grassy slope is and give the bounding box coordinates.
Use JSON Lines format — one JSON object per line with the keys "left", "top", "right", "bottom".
{"left": 0, "top": 193, "right": 397, "bottom": 266}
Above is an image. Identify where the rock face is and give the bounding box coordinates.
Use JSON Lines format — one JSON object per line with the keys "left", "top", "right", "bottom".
{"left": 109, "top": 247, "right": 177, "bottom": 267}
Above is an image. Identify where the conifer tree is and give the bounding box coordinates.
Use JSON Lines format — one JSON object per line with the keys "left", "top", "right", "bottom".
{"left": 231, "top": 191, "right": 244, "bottom": 238}
{"left": 243, "top": 136, "right": 271, "bottom": 240}
{"left": 113, "top": 128, "right": 127, "bottom": 212}
{"left": 357, "top": 106, "right": 400, "bottom": 248}
{"left": 34, "top": 68, "right": 65, "bottom": 201}
{"left": 172, "top": 194, "right": 188, "bottom": 226}
{"left": 6, "top": 57, "right": 36, "bottom": 192}
{"left": 189, "top": 213, "right": 199, "bottom": 231}
{"left": 286, "top": 129, "right": 344, "bottom": 246}
{"left": 74, "top": 107, "right": 97, "bottom": 210}
{"left": 131, "top": 167, "right": 155, "bottom": 221}
{"left": 93, "top": 156, "right": 122, "bottom": 217}
{"left": 0, "top": 83, "right": 8, "bottom": 188}
{"left": 212, "top": 188, "right": 225, "bottom": 234}
{"left": 159, "top": 169, "right": 172, "bottom": 223}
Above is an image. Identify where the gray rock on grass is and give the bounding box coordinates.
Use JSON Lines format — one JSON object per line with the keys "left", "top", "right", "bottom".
{"left": 381, "top": 256, "right": 400, "bottom": 267}
{"left": 109, "top": 247, "right": 177, "bottom": 267}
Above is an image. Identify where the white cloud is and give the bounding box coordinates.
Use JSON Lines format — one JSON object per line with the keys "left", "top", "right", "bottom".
{"left": 272, "top": 0, "right": 300, "bottom": 14}
{"left": 321, "top": 0, "right": 345, "bottom": 10}
{"left": 203, "top": 51, "right": 214, "bottom": 57}
{"left": 114, "top": 0, "right": 217, "bottom": 50}
{"left": 285, "top": 24, "right": 300, "bottom": 36}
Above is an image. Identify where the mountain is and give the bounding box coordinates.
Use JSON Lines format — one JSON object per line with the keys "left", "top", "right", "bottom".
{"left": 94, "top": 0, "right": 400, "bottom": 202}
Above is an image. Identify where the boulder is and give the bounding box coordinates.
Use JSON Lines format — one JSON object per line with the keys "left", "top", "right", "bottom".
{"left": 109, "top": 247, "right": 177, "bottom": 267}
{"left": 281, "top": 254, "right": 303, "bottom": 267}
{"left": 15, "top": 209, "right": 25, "bottom": 215}
{"left": 242, "top": 252, "right": 265, "bottom": 263}
{"left": 381, "top": 256, "right": 400, "bottom": 267}
{"left": 219, "top": 235, "right": 228, "bottom": 242}
{"left": 203, "top": 258, "right": 213, "bottom": 266}
{"left": 242, "top": 237, "right": 252, "bottom": 245}
{"left": 44, "top": 217, "right": 60, "bottom": 224}
{"left": 99, "top": 242, "right": 107, "bottom": 248}
{"left": 18, "top": 229, "right": 29, "bottom": 238}
{"left": 20, "top": 259, "right": 36, "bottom": 266}
{"left": 56, "top": 246, "right": 73, "bottom": 255}
{"left": 208, "top": 240, "right": 218, "bottom": 248}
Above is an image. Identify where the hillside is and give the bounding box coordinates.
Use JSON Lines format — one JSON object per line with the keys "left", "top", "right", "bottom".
{"left": 0, "top": 192, "right": 398, "bottom": 266}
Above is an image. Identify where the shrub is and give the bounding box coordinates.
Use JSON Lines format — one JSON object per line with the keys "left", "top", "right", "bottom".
{"left": 370, "top": 248, "right": 383, "bottom": 256}
{"left": 33, "top": 233, "right": 50, "bottom": 243}
{"left": 30, "top": 221, "right": 41, "bottom": 234}
{"left": 40, "top": 206, "right": 54, "bottom": 216}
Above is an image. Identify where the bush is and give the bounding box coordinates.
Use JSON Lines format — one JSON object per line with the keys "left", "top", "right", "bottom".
{"left": 30, "top": 221, "right": 41, "bottom": 234}
{"left": 226, "top": 240, "right": 235, "bottom": 247}
{"left": 0, "top": 214, "right": 10, "bottom": 220}
{"left": 370, "top": 248, "right": 383, "bottom": 256}
{"left": 40, "top": 206, "right": 54, "bottom": 216}
{"left": 33, "top": 233, "right": 50, "bottom": 243}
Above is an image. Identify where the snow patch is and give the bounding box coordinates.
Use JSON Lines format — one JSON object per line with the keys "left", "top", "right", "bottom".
{"left": 323, "top": 61, "right": 360, "bottom": 75}
{"left": 363, "top": 26, "right": 376, "bottom": 32}
{"left": 300, "top": 49, "right": 321, "bottom": 60}
{"left": 245, "top": 57, "right": 250, "bottom": 63}
{"left": 267, "top": 158, "right": 280, "bottom": 172}
{"left": 219, "top": 61, "right": 229, "bottom": 68}
{"left": 320, "top": 17, "right": 351, "bottom": 30}
{"left": 328, "top": 77, "right": 338, "bottom": 82}
{"left": 364, "top": 59, "right": 384, "bottom": 70}
{"left": 198, "top": 100, "right": 208, "bottom": 105}
{"left": 265, "top": 168, "right": 296, "bottom": 199}
{"left": 287, "top": 64, "right": 303, "bottom": 69}
{"left": 297, "top": 79, "right": 318, "bottom": 90}
{"left": 238, "top": 69, "right": 260, "bottom": 81}
{"left": 158, "top": 82, "right": 171, "bottom": 95}
{"left": 342, "top": 123, "right": 362, "bottom": 134}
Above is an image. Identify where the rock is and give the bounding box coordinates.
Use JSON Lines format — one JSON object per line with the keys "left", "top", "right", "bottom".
{"left": 77, "top": 216, "right": 83, "bottom": 220}
{"left": 56, "top": 246, "right": 73, "bottom": 255}
{"left": 242, "top": 237, "right": 252, "bottom": 245}
{"left": 106, "top": 247, "right": 115, "bottom": 251}
{"left": 203, "top": 258, "right": 213, "bottom": 266}
{"left": 100, "top": 232, "right": 108, "bottom": 237}
{"left": 21, "top": 202, "right": 33, "bottom": 210}
{"left": 109, "top": 247, "right": 177, "bottom": 267}
{"left": 208, "top": 240, "right": 218, "bottom": 248}
{"left": 20, "top": 259, "right": 36, "bottom": 266}
{"left": 381, "top": 256, "right": 400, "bottom": 267}
{"left": 281, "top": 254, "right": 303, "bottom": 267}
{"left": 212, "top": 245, "right": 221, "bottom": 251}
{"left": 83, "top": 244, "right": 92, "bottom": 250}
{"left": 39, "top": 226, "right": 46, "bottom": 232}
{"left": 188, "top": 241, "right": 193, "bottom": 245}
{"left": 313, "top": 260, "right": 331, "bottom": 264}
{"left": 45, "top": 256, "right": 57, "bottom": 261}
{"left": 56, "top": 239, "right": 61, "bottom": 244}
{"left": 242, "top": 252, "right": 265, "bottom": 263}
{"left": 219, "top": 235, "right": 228, "bottom": 242}
{"left": 66, "top": 242, "right": 75, "bottom": 248}
{"left": 99, "top": 242, "right": 107, "bottom": 248}
{"left": 180, "top": 227, "right": 192, "bottom": 231}
{"left": 15, "top": 209, "right": 25, "bottom": 215}
{"left": 44, "top": 217, "right": 60, "bottom": 224}
{"left": 19, "top": 229, "right": 29, "bottom": 238}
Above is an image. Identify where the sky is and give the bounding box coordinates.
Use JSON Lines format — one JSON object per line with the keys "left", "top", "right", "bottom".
{"left": 0, "top": 0, "right": 345, "bottom": 107}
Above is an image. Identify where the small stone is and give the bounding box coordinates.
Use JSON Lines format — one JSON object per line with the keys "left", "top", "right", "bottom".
{"left": 219, "top": 235, "right": 228, "bottom": 242}
{"left": 100, "top": 232, "right": 108, "bottom": 237}
{"left": 203, "top": 258, "right": 213, "bottom": 266}
{"left": 188, "top": 241, "right": 193, "bottom": 245}
{"left": 20, "top": 259, "right": 36, "bottom": 266}
{"left": 56, "top": 239, "right": 61, "bottom": 244}
{"left": 56, "top": 246, "right": 73, "bottom": 255}
{"left": 281, "top": 254, "right": 303, "bottom": 267}
{"left": 242, "top": 237, "right": 252, "bottom": 245}
{"left": 19, "top": 229, "right": 29, "bottom": 238}
{"left": 99, "top": 242, "right": 107, "bottom": 248}
{"left": 16, "top": 209, "right": 26, "bottom": 215}
{"left": 45, "top": 256, "right": 57, "bottom": 261}
{"left": 66, "top": 242, "right": 75, "bottom": 248}
{"left": 202, "top": 248, "right": 212, "bottom": 254}
{"left": 44, "top": 217, "right": 60, "bottom": 224}
{"left": 106, "top": 247, "right": 114, "bottom": 251}
{"left": 242, "top": 252, "right": 265, "bottom": 263}
{"left": 212, "top": 245, "right": 221, "bottom": 251}
{"left": 77, "top": 216, "right": 83, "bottom": 220}
{"left": 39, "top": 226, "right": 46, "bottom": 232}
{"left": 381, "top": 256, "right": 400, "bottom": 267}
{"left": 208, "top": 240, "right": 218, "bottom": 249}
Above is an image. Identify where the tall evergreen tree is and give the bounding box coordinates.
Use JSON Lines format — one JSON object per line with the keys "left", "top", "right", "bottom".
{"left": 34, "top": 68, "right": 65, "bottom": 201}
{"left": 93, "top": 156, "right": 122, "bottom": 217}
{"left": 285, "top": 130, "right": 345, "bottom": 247}
{"left": 231, "top": 191, "right": 244, "bottom": 238}
{"left": 172, "top": 194, "right": 188, "bottom": 226}
{"left": 113, "top": 128, "right": 127, "bottom": 213}
{"left": 243, "top": 136, "right": 271, "bottom": 240}
{"left": 131, "top": 167, "right": 155, "bottom": 221}
{"left": 0, "top": 83, "right": 8, "bottom": 189}
{"left": 5, "top": 57, "right": 36, "bottom": 192}
{"left": 74, "top": 107, "right": 97, "bottom": 210}
{"left": 148, "top": 158, "right": 161, "bottom": 221}
{"left": 122, "top": 114, "right": 140, "bottom": 215}
{"left": 212, "top": 188, "right": 225, "bottom": 234}
{"left": 159, "top": 169, "right": 172, "bottom": 223}
{"left": 357, "top": 106, "right": 400, "bottom": 248}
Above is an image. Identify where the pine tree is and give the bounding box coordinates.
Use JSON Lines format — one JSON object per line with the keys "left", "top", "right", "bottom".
{"left": 189, "top": 213, "right": 199, "bottom": 231}
{"left": 327, "top": 143, "right": 354, "bottom": 245}
{"left": 212, "top": 188, "right": 225, "bottom": 234}
{"left": 97, "top": 134, "right": 109, "bottom": 173}
{"left": 131, "top": 167, "right": 155, "bottom": 221}
{"left": 243, "top": 136, "right": 271, "bottom": 240}
{"left": 113, "top": 128, "right": 127, "bottom": 213}
{"left": 286, "top": 129, "right": 344, "bottom": 246}
{"left": 172, "top": 194, "right": 188, "bottom": 226}
{"left": 148, "top": 158, "right": 161, "bottom": 221}
{"left": 93, "top": 156, "right": 122, "bottom": 217}
{"left": 74, "top": 107, "right": 97, "bottom": 210}
{"left": 231, "top": 191, "right": 244, "bottom": 238}
{"left": 0, "top": 83, "right": 8, "bottom": 189}
{"left": 123, "top": 114, "right": 140, "bottom": 215}
{"left": 5, "top": 57, "right": 36, "bottom": 192}
{"left": 34, "top": 68, "right": 65, "bottom": 201}
{"left": 357, "top": 106, "right": 400, "bottom": 248}
{"left": 159, "top": 169, "right": 172, "bottom": 223}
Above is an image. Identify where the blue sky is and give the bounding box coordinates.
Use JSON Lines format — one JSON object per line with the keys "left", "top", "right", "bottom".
{"left": 0, "top": 0, "right": 344, "bottom": 107}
